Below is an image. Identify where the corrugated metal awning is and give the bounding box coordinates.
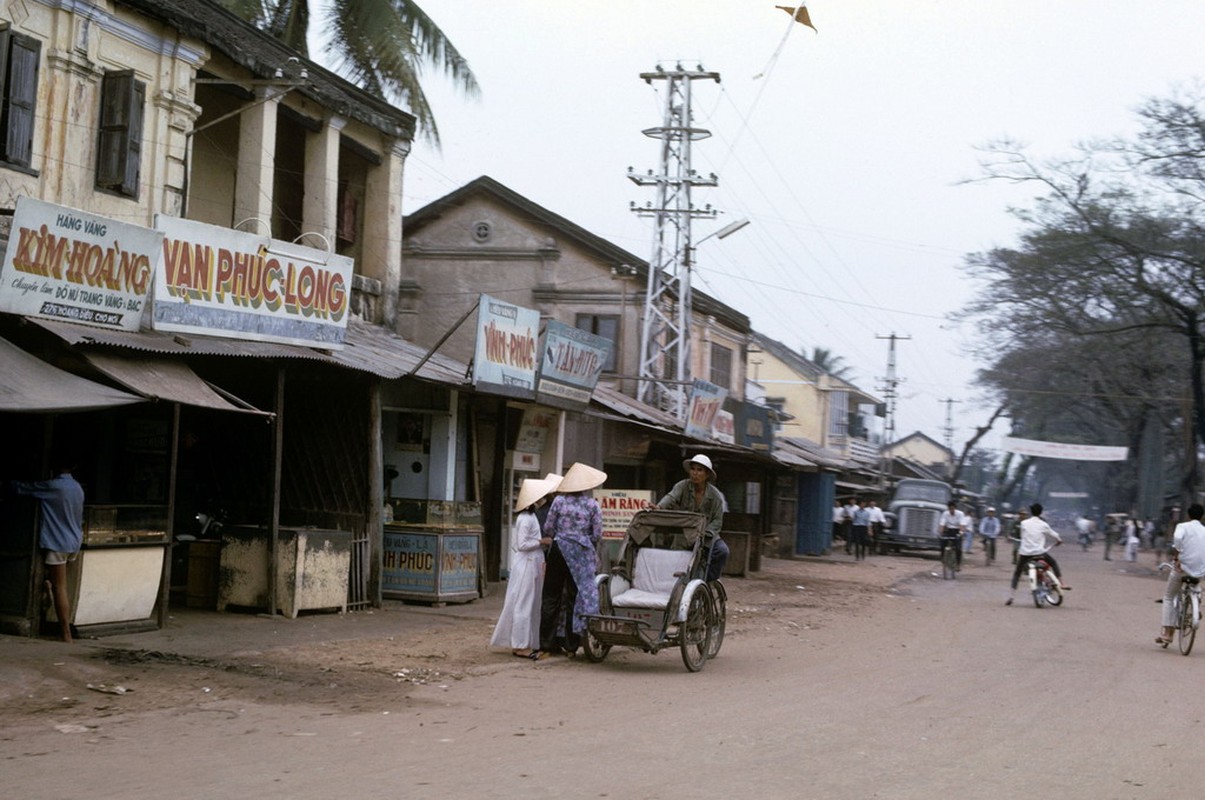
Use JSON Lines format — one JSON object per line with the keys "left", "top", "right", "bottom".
{"left": 27, "top": 318, "right": 473, "bottom": 386}
{"left": 590, "top": 384, "right": 682, "bottom": 429}
{"left": 80, "top": 350, "right": 270, "bottom": 415}
{"left": 0, "top": 336, "right": 144, "bottom": 413}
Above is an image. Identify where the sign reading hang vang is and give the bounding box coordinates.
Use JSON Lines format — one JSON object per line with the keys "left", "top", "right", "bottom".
{"left": 0, "top": 197, "right": 163, "bottom": 330}
{"left": 536, "top": 319, "right": 611, "bottom": 409}
{"left": 684, "top": 378, "right": 728, "bottom": 440}
{"left": 472, "top": 294, "right": 538, "bottom": 399}
{"left": 151, "top": 215, "right": 353, "bottom": 348}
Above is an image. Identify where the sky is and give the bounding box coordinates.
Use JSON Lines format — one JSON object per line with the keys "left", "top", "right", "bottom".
{"left": 389, "top": 0, "right": 1205, "bottom": 455}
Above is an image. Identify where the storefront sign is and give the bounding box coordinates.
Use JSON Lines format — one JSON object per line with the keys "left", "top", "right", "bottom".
{"left": 736, "top": 401, "right": 774, "bottom": 452}
{"left": 713, "top": 409, "right": 736, "bottom": 445}
{"left": 382, "top": 530, "right": 438, "bottom": 593}
{"left": 514, "top": 406, "right": 557, "bottom": 454}
{"left": 0, "top": 197, "right": 163, "bottom": 330}
{"left": 597, "top": 489, "right": 656, "bottom": 539}
{"left": 472, "top": 294, "right": 538, "bottom": 398}
{"left": 151, "top": 215, "right": 353, "bottom": 348}
{"left": 536, "top": 320, "right": 610, "bottom": 409}
{"left": 438, "top": 534, "right": 480, "bottom": 594}
{"left": 684, "top": 379, "right": 728, "bottom": 440}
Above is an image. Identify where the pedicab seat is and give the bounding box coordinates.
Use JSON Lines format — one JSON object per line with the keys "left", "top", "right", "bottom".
{"left": 610, "top": 547, "right": 693, "bottom": 610}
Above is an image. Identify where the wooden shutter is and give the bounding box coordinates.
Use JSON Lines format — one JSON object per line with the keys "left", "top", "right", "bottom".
{"left": 1, "top": 32, "right": 39, "bottom": 167}
{"left": 97, "top": 70, "right": 144, "bottom": 196}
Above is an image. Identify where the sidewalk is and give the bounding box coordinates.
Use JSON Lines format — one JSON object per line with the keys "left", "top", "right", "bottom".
{"left": 2, "top": 586, "right": 507, "bottom": 664}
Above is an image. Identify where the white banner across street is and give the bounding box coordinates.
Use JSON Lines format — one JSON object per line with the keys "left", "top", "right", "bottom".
{"left": 1000, "top": 436, "right": 1129, "bottom": 462}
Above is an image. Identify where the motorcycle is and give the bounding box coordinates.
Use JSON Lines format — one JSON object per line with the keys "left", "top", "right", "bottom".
{"left": 1027, "top": 554, "right": 1063, "bottom": 608}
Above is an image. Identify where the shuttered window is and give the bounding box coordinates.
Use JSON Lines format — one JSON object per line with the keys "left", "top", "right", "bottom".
{"left": 96, "top": 70, "right": 145, "bottom": 197}
{"left": 0, "top": 26, "right": 41, "bottom": 170}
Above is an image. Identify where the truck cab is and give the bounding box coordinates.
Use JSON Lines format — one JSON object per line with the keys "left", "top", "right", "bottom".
{"left": 880, "top": 479, "right": 952, "bottom": 553}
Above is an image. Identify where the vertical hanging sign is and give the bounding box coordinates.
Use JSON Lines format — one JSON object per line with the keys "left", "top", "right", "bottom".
{"left": 684, "top": 379, "right": 728, "bottom": 440}
{"left": 471, "top": 294, "right": 538, "bottom": 399}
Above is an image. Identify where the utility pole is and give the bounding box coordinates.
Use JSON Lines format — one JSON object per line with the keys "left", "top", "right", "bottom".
{"left": 940, "top": 397, "right": 961, "bottom": 457}
{"left": 876, "top": 333, "right": 910, "bottom": 489}
{"left": 630, "top": 63, "right": 721, "bottom": 419}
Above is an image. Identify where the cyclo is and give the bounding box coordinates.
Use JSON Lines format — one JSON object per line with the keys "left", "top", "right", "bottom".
{"left": 581, "top": 509, "right": 726, "bottom": 672}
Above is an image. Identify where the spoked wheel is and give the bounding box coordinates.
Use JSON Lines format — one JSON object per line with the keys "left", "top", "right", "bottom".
{"left": 942, "top": 546, "right": 957, "bottom": 580}
{"left": 1044, "top": 574, "right": 1063, "bottom": 607}
{"left": 1179, "top": 591, "right": 1196, "bottom": 656}
{"left": 1032, "top": 586, "right": 1046, "bottom": 608}
{"left": 582, "top": 625, "right": 611, "bottom": 662}
{"left": 680, "top": 587, "right": 713, "bottom": 672}
{"left": 706, "top": 581, "right": 727, "bottom": 659}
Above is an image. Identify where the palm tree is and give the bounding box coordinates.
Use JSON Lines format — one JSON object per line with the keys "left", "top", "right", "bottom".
{"left": 807, "top": 346, "right": 854, "bottom": 381}
{"left": 221, "top": 0, "right": 479, "bottom": 145}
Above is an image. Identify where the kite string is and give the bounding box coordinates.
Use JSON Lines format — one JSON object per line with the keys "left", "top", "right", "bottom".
{"left": 753, "top": 12, "right": 799, "bottom": 81}
{"left": 719, "top": 10, "right": 800, "bottom": 171}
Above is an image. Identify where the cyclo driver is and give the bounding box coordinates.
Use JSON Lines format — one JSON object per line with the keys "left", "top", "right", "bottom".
{"left": 937, "top": 501, "right": 965, "bottom": 571}
{"left": 1156, "top": 503, "right": 1205, "bottom": 646}
{"left": 1006, "top": 503, "right": 1070, "bottom": 605}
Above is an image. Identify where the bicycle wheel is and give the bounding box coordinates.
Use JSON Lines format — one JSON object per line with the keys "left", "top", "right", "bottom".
{"left": 1179, "top": 588, "right": 1196, "bottom": 656}
{"left": 1044, "top": 573, "right": 1063, "bottom": 607}
{"left": 680, "top": 587, "right": 713, "bottom": 672}
{"left": 942, "top": 545, "right": 957, "bottom": 580}
{"left": 706, "top": 580, "right": 726, "bottom": 659}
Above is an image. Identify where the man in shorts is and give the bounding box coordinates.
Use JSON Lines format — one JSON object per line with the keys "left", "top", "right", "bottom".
{"left": 12, "top": 458, "right": 84, "bottom": 642}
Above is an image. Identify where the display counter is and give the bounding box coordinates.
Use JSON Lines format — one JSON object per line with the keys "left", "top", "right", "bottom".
{"left": 217, "top": 526, "right": 351, "bottom": 618}
{"left": 70, "top": 505, "right": 168, "bottom": 633}
{"left": 382, "top": 525, "right": 482, "bottom": 604}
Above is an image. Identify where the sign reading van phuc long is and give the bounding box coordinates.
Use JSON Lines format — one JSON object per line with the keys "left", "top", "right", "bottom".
{"left": 151, "top": 215, "right": 353, "bottom": 348}
{"left": 536, "top": 319, "right": 610, "bottom": 409}
{"left": 0, "top": 197, "right": 164, "bottom": 331}
{"left": 472, "top": 294, "right": 539, "bottom": 399}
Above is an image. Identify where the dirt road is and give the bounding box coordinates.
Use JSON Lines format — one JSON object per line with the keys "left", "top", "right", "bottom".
{"left": 3, "top": 544, "right": 1203, "bottom": 799}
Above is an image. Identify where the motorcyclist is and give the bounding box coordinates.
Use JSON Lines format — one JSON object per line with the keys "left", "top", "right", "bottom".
{"left": 1005, "top": 503, "right": 1070, "bottom": 605}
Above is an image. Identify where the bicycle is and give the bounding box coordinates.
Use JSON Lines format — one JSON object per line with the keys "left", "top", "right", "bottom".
{"left": 983, "top": 535, "right": 997, "bottom": 566}
{"left": 939, "top": 533, "right": 960, "bottom": 580}
{"left": 1159, "top": 562, "right": 1201, "bottom": 656}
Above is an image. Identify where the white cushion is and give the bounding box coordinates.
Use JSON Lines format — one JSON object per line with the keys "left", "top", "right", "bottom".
{"left": 611, "top": 548, "right": 692, "bottom": 609}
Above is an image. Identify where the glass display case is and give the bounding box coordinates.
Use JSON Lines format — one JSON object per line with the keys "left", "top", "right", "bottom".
{"left": 83, "top": 505, "right": 169, "bottom": 545}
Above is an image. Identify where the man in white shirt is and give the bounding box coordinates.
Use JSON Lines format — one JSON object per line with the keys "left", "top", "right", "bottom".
{"left": 1157, "top": 503, "right": 1205, "bottom": 645}
{"left": 1006, "top": 503, "right": 1069, "bottom": 605}
{"left": 938, "top": 501, "right": 966, "bottom": 570}
{"left": 867, "top": 499, "right": 886, "bottom": 555}
{"left": 979, "top": 507, "right": 1001, "bottom": 564}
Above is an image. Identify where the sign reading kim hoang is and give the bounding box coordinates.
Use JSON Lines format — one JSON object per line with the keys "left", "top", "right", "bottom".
{"left": 0, "top": 197, "right": 164, "bottom": 331}
{"left": 151, "top": 215, "right": 353, "bottom": 348}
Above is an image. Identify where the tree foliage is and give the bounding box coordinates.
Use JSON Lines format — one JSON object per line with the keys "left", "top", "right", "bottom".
{"left": 218, "top": 0, "right": 479, "bottom": 145}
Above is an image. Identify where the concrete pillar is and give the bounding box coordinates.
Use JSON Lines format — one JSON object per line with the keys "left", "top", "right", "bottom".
{"left": 302, "top": 114, "right": 345, "bottom": 249}
{"left": 361, "top": 138, "right": 409, "bottom": 327}
{"left": 232, "top": 87, "right": 280, "bottom": 233}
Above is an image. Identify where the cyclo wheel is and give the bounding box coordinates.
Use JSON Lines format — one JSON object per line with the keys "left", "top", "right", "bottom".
{"left": 582, "top": 624, "right": 611, "bottom": 662}
{"left": 680, "top": 586, "right": 713, "bottom": 673}
{"left": 1179, "top": 587, "right": 1197, "bottom": 656}
{"left": 706, "top": 581, "right": 727, "bottom": 659}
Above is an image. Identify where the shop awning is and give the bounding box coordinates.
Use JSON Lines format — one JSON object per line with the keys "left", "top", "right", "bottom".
{"left": 0, "top": 336, "right": 144, "bottom": 413}
{"left": 79, "top": 350, "right": 270, "bottom": 415}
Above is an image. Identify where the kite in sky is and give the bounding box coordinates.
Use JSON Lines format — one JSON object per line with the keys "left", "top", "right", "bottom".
{"left": 776, "top": 3, "right": 818, "bottom": 32}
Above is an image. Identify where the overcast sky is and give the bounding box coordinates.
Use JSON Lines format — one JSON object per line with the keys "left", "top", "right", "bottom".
{"left": 394, "top": 0, "right": 1205, "bottom": 454}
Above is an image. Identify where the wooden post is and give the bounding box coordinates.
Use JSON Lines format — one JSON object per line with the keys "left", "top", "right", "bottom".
{"left": 159, "top": 403, "right": 181, "bottom": 628}
{"left": 367, "top": 379, "right": 383, "bottom": 606}
{"left": 268, "top": 366, "right": 285, "bottom": 617}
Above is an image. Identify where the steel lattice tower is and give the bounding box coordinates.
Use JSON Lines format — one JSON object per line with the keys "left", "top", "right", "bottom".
{"left": 629, "top": 64, "right": 720, "bottom": 418}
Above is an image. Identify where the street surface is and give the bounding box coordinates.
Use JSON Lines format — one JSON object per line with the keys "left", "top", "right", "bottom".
{"left": 3, "top": 541, "right": 1204, "bottom": 799}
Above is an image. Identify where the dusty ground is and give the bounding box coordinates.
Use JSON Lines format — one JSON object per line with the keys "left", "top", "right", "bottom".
{"left": 0, "top": 554, "right": 903, "bottom": 725}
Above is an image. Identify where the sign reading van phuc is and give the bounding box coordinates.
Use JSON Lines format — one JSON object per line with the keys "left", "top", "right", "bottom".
{"left": 0, "top": 197, "right": 164, "bottom": 331}
{"left": 152, "top": 215, "right": 353, "bottom": 348}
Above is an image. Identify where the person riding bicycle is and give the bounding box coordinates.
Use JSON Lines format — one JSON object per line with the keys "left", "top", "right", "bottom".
{"left": 979, "top": 507, "right": 1001, "bottom": 564}
{"left": 1006, "top": 503, "right": 1070, "bottom": 605}
{"left": 938, "top": 501, "right": 966, "bottom": 571}
{"left": 1156, "top": 503, "right": 1205, "bottom": 645}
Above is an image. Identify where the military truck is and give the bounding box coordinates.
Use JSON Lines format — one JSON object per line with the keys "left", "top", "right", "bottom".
{"left": 879, "top": 478, "right": 952, "bottom": 553}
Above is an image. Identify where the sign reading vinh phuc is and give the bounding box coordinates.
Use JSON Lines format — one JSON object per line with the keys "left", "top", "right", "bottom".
{"left": 0, "top": 197, "right": 163, "bottom": 331}
{"left": 472, "top": 294, "right": 539, "bottom": 399}
{"left": 152, "top": 215, "right": 353, "bottom": 348}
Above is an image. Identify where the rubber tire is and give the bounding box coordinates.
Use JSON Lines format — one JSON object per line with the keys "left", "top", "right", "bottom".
{"left": 1179, "top": 591, "right": 1196, "bottom": 656}
{"left": 680, "top": 589, "right": 712, "bottom": 673}
{"left": 1044, "top": 574, "right": 1063, "bottom": 607}
{"left": 582, "top": 626, "right": 611, "bottom": 662}
{"left": 1032, "top": 587, "right": 1045, "bottom": 608}
{"left": 706, "top": 581, "right": 726, "bottom": 659}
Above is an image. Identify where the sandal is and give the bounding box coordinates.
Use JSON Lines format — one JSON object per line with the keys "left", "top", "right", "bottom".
{"left": 532, "top": 651, "right": 551, "bottom": 661}
{"left": 511, "top": 649, "right": 533, "bottom": 659}
{"left": 1155, "top": 636, "right": 1172, "bottom": 646}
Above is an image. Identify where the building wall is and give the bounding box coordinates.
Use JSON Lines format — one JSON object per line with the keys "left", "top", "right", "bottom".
{"left": 886, "top": 436, "right": 951, "bottom": 472}
{"left": 748, "top": 344, "right": 825, "bottom": 441}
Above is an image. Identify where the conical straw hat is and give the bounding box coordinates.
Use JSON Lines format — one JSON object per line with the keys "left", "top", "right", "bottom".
{"left": 557, "top": 462, "right": 607, "bottom": 493}
{"left": 515, "top": 476, "right": 559, "bottom": 512}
